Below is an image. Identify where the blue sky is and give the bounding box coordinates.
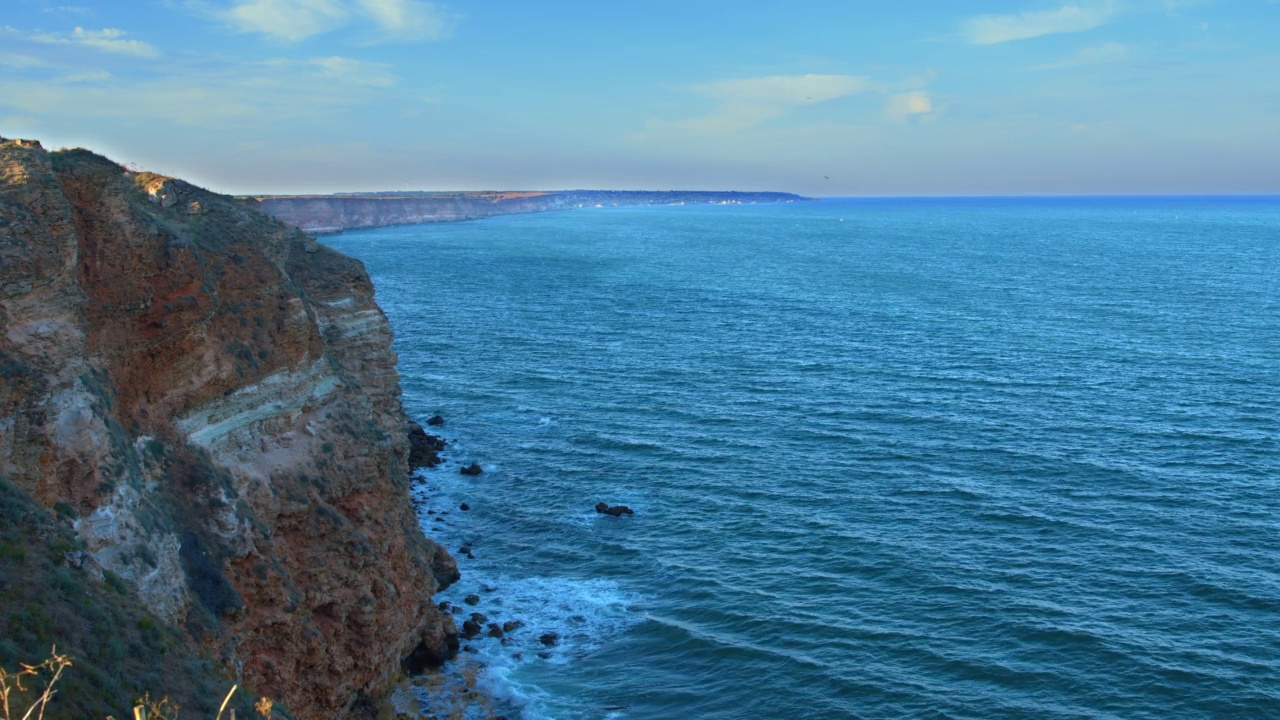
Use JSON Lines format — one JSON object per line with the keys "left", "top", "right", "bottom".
{"left": 2, "top": 0, "right": 1277, "bottom": 195}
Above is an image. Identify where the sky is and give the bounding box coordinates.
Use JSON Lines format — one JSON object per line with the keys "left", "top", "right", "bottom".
{"left": 1, "top": 0, "right": 1278, "bottom": 196}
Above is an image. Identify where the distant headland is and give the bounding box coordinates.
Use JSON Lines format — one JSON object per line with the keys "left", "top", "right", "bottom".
{"left": 248, "top": 189, "right": 811, "bottom": 234}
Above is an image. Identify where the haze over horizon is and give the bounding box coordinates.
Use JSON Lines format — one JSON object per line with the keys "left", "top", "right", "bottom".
{"left": 2, "top": 0, "right": 1277, "bottom": 197}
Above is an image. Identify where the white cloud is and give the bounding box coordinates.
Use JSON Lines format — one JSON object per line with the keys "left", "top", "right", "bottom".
{"left": 69, "top": 27, "right": 161, "bottom": 57}
{"left": 886, "top": 91, "right": 933, "bottom": 119}
{"left": 696, "top": 74, "right": 870, "bottom": 106}
{"left": 0, "top": 51, "right": 48, "bottom": 69}
{"left": 962, "top": 3, "right": 1115, "bottom": 45}
{"left": 18, "top": 26, "right": 160, "bottom": 58}
{"left": 1032, "top": 41, "right": 1129, "bottom": 70}
{"left": 311, "top": 56, "right": 396, "bottom": 86}
{"left": 648, "top": 74, "right": 871, "bottom": 135}
{"left": 60, "top": 70, "right": 113, "bottom": 83}
{"left": 355, "top": 0, "right": 453, "bottom": 41}
{"left": 0, "top": 55, "right": 399, "bottom": 127}
{"left": 43, "top": 6, "right": 93, "bottom": 15}
{"left": 217, "top": 0, "right": 453, "bottom": 42}
{"left": 223, "top": 0, "right": 348, "bottom": 41}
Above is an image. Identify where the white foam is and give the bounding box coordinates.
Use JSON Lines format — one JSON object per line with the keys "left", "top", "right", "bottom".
{"left": 411, "top": 462, "right": 643, "bottom": 718}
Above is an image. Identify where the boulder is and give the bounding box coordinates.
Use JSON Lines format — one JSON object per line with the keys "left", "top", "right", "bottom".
{"left": 460, "top": 463, "right": 483, "bottom": 476}
{"left": 407, "top": 420, "right": 446, "bottom": 469}
{"left": 595, "top": 503, "right": 635, "bottom": 517}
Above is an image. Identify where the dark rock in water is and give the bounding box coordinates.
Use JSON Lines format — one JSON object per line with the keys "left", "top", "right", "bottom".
{"left": 460, "top": 462, "right": 483, "bottom": 476}
{"left": 539, "top": 632, "right": 559, "bottom": 647}
{"left": 461, "top": 620, "right": 482, "bottom": 639}
{"left": 595, "top": 502, "right": 634, "bottom": 517}
{"left": 437, "top": 601, "right": 451, "bottom": 612}
{"left": 537, "top": 651, "right": 552, "bottom": 660}
{"left": 407, "top": 420, "right": 446, "bottom": 469}
{"left": 464, "top": 594, "right": 480, "bottom": 606}
{"left": 502, "top": 620, "right": 523, "bottom": 633}
{"left": 470, "top": 612, "right": 488, "bottom": 623}
{"left": 427, "top": 415, "right": 445, "bottom": 427}
{"left": 464, "top": 550, "right": 475, "bottom": 559}
{"left": 486, "top": 623, "right": 504, "bottom": 638}
{"left": 458, "top": 544, "right": 471, "bottom": 554}
{"left": 459, "top": 502, "right": 470, "bottom": 511}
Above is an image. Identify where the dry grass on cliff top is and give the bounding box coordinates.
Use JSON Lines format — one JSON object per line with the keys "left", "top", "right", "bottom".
{"left": 1, "top": 646, "right": 275, "bottom": 720}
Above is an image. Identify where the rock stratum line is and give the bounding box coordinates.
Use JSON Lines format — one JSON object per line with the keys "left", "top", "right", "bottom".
{"left": 0, "top": 137, "right": 458, "bottom": 718}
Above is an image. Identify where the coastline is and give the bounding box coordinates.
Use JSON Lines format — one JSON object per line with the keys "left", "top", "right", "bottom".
{"left": 250, "top": 190, "right": 811, "bottom": 235}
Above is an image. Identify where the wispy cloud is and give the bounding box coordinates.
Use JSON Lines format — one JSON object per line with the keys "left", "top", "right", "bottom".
{"left": 42, "top": 6, "right": 94, "bottom": 15}
{"left": 642, "top": 74, "right": 871, "bottom": 136}
{"left": 311, "top": 55, "right": 396, "bottom": 86}
{"left": 355, "top": 0, "right": 454, "bottom": 42}
{"left": 0, "top": 51, "right": 48, "bottom": 69}
{"left": 0, "top": 55, "right": 398, "bottom": 126}
{"left": 221, "top": 0, "right": 347, "bottom": 41}
{"left": 1033, "top": 41, "right": 1129, "bottom": 70}
{"left": 962, "top": 3, "right": 1115, "bottom": 45}
{"left": 19, "top": 26, "right": 160, "bottom": 58}
{"left": 214, "top": 0, "right": 454, "bottom": 42}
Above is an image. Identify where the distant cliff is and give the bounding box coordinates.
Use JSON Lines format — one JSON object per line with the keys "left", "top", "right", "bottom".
{"left": 254, "top": 190, "right": 809, "bottom": 234}
{"left": 0, "top": 138, "right": 457, "bottom": 718}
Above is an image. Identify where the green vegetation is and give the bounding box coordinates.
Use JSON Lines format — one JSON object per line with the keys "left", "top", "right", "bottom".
{"left": 0, "top": 648, "right": 276, "bottom": 720}
{"left": 0, "top": 478, "right": 279, "bottom": 719}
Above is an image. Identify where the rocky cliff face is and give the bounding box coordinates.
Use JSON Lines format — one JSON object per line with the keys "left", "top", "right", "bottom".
{"left": 0, "top": 138, "right": 457, "bottom": 718}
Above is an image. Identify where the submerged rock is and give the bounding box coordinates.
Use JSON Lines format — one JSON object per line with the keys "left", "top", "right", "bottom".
{"left": 460, "top": 462, "right": 484, "bottom": 476}
{"left": 427, "top": 415, "right": 445, "bottom": 427}
{"left": 595, "top": 502, "right": 635, "bottom": 517}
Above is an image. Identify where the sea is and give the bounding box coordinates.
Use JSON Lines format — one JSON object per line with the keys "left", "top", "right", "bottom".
{"left": 322, "top": 197, "right": 1280, "bottom": 720}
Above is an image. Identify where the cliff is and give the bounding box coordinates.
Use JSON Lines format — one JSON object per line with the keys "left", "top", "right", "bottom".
{"left": 0, "top": 138, "right": 458, "bottom": 718}
{"left": 255, "top": 190, "right": 809, "bottom": 234}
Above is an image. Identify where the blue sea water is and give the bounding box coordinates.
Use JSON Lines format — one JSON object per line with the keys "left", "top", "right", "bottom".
{"left": 323, "top": 197, "right": 1280, "bottom": 720}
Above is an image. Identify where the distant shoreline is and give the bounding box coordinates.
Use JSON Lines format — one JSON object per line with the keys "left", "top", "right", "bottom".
{"left": 247, "top": 189, "right": 811, "bottom": 234}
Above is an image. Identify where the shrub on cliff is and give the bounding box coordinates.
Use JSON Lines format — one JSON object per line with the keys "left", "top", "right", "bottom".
{"left": 0, "top": 479, "right": 277, "bottom": 719}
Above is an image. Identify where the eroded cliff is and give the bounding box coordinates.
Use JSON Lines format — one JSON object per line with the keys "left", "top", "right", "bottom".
{"left": 0, "top": 138, "right": 457, "bottom": 718}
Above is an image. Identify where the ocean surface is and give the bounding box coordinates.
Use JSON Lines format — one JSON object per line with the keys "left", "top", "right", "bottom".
{"left": 323, "top": 197, "right": 1280, "bottom": 720}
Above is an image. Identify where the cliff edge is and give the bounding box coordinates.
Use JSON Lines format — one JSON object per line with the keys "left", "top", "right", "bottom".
{"left": 0, "top": 138, "right": 458, "bottom": 718}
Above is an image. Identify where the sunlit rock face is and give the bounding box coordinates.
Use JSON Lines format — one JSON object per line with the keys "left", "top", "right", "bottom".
{"left": 0, "top": 138, "right": 456, "bottom": 718}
